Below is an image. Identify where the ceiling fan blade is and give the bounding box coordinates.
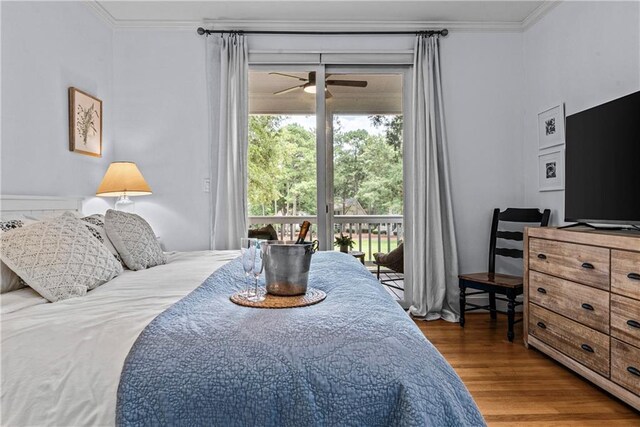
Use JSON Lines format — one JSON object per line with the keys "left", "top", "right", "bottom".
{"left": 326, "top": 80, "right": 368, "bottom": 88}
{"left": 269, "top": 72, "right": 307, "bottom": 81}
{"left": 273, "top": 84, "right": 304, "bottom": 95}
{"left": 325, "top": 89, "right": 333, "bottom": 99}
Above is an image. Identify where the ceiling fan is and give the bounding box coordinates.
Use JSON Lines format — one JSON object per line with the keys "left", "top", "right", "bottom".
{"left": 270, "top": 72, "right": 368, "bottom": 98}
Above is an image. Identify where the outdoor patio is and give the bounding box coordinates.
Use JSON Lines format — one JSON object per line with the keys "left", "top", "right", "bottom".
{"left": 373, "top": 268, "right": 405, "bottom": 301}
{"left": 249, "top": 215, "right": 403, "bottom": 264}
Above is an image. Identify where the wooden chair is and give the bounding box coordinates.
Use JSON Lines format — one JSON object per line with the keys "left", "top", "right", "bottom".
{"left": 374, "top": 243, "right": 404, "bottom": 291}
{"left": 459, "top": 208, "right": 550, "bottom": 342}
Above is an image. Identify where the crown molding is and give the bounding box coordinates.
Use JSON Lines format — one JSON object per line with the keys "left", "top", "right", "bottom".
{"left": 83, "top": 0, "right": 118, "bottom": 28}
{"left": 522, "top": 0, "right": 561, "bottom": 30}
{"left": 202, "top": 19, "right": 524, "bottom": 33}
{"left": 84, "top": 1, "right": 199, "bottom": 29}
{"left": 84, "top": 1, "right": 560, "bottom": 33}
{"left": 107, "top": 20, "right": 202, "bottom": 30}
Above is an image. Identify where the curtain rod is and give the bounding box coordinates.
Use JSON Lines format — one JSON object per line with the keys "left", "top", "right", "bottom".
{"left": 196, "top": 28, "right": 448, "bottom": 37}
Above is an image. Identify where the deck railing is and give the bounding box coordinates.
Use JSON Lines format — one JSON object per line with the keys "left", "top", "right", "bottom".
{"left": 249, "top": 215, "right": 403, "bottom": 263}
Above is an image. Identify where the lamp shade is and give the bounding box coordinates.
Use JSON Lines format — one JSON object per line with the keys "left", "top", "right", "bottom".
{"left": 96, "top": 162, "right": 152, "bottom": 197}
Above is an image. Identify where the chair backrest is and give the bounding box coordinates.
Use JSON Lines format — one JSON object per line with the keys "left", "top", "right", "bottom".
{"left": 488, "top": 208, "right": 551, "bottom": 273}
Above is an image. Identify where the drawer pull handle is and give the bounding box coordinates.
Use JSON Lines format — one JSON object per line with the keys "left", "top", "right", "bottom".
{"left": 627, "top": 319, "right": 640, "bottom": 329}
{"left": 536, "top": 321, "right": 547, "bottom": 329}
{"left": 627, "top": 272, "right": 640, "bottom": 281}
{"left": 581, "top": 262, "right": 595, "bottom": 270}
{"left": 581, "top": 303, "right": 594, "bottom": 311}
{"left": 627, "top": 366, "right": 640, "bottom": 377}
{"left": 537, "top": 287, "right": 547, "bottom": 294}
{"left": 580, "top": 344, "right": 594, "bottom": 353}
{"left": 537, "top": 254, "right": 547, "bottom": 260}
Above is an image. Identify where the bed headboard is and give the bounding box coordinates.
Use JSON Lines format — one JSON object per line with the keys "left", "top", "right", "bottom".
{"left": 0, "top": 195, "right": 83, "bottom": 219}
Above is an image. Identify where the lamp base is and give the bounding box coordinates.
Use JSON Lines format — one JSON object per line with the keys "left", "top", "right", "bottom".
{"left": 115, "top": 195, "right": 135, "bottom": 212}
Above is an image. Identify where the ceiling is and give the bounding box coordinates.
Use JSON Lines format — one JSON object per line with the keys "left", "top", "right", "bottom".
{"left": 93, "top": 1, "right": 553, "bottom": 30}
{"left": 250, "top": 72, "right": 403, "bottom": 114}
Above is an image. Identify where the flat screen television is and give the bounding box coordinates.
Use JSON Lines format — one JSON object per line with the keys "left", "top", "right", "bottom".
{"left": 564, "top": 90, "right": 640, "bottom": 225}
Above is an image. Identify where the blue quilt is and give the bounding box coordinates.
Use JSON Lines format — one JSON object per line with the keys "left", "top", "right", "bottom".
{"left": 116, "top": 252, "right": 485, "bottom": 426}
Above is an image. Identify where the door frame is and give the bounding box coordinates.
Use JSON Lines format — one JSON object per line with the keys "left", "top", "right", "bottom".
{"left": 249, "top": 64, "right": 328, "bottom": 248}
{"left": 323, "top": 65, "right": 412, "bottom": 254}
{"left": 248, "top": 63, "right": 413, "bottom": 307}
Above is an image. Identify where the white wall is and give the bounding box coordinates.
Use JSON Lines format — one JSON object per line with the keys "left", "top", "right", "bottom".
{"left": 522, "top": 1, "right": 640, "bottom": 224}
{"left": 112, "top": 29, "right": 210, "bottom": 251}
{"left": 441, "top": 32, "right": 525, "bottom": 274}
{"left": 1, "top": 1, "right": 113, "bottom": 212}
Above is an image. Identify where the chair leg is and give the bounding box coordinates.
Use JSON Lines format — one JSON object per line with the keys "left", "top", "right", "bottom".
{"left": 459, "top": 282, "right": 466, "bottom": 328}
{"left": 507, "top": 292, "right": 516, "bottom": 342}
{"left": 376, "top": 264, "right": 381, "bottom": 279}
{"left": 489, "top": 291, "right": 497, "bottom": 320}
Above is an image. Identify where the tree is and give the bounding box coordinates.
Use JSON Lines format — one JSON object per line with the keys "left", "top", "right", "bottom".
{"left": 369, "top": 114, "right": 403, "bottom": 155}
{"left": 248, "top": 114, "right": 404, "bottom": 219}
{"left": 248, "top": 115, "right": 283, "bottom": 215}
{"left": 333, "top": 129, "right": 368, "bottom": 214}
{"left": 279, "top": 123, "right": 316, "bottom": 215}
{"left": 357, "top": 135, "right": 403, "bottom": 215}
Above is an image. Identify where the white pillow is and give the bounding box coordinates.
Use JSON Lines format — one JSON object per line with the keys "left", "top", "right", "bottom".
{"left": 0, "top": 217, "right": 36, "bottom": 293}
{"left": 104, "top": 209, "right": 166, "bottom": 271}
{"left": 0, "top": 212, "right": 123, "bottom": 302}
{"left": 81, "top": 214, "right": 125, "bottom": 267}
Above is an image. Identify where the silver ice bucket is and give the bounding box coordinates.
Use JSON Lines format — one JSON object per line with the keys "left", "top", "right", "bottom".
{"left": 264, "top": 241, "right": 319, "bottom": 296}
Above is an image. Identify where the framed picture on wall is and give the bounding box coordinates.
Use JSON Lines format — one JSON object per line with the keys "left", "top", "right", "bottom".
{"left": 68, "top": 87, "right": 102, "bottom": 157}
{"left": 538, "top": 148, "right": 564, "bottom": 192}
{"left": 537, "top": 103, "right": 565, "bottom": 150}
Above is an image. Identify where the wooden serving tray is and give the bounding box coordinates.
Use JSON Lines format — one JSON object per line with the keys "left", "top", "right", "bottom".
{"left": 230, "top": 287, "right": 326, "bottom": 309}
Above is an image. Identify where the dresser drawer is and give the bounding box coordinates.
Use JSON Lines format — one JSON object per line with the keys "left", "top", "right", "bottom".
{"left": 611, "top": 339, "right": 640, "bottom": 396}
{"left": 529, "top": 271, "right": 609, "bottom": 334}
{"left": 611, "top": 293, "right": 640, "bottom": 349}
{"left": 528, "top": 304, "right": 610, "bottom": 377}
{"left": 529, "top": 238, "right": 610, "bottom": 290}
{"left": 612, "top": 250, "right": 640, "bottom": 300}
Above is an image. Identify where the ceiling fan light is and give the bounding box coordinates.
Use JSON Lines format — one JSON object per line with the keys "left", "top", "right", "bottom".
{"left": 303, "top": 85, "right": 316, "bottom": 94}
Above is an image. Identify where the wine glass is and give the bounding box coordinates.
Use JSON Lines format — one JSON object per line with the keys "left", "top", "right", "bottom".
{"left": 240, "top": 238, "right": 257, "bottom": 297}
{"left": 248, "top": 241, "right": 266, "bottom": 302}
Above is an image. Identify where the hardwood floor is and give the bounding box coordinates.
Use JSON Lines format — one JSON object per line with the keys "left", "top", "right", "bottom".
{"left": 416, "top": 314, "right": 640, "bottom": 425}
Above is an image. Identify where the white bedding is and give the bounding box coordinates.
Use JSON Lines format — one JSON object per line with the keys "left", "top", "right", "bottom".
{"left": 1, "top": 250, "right": 238, "bottom": 427}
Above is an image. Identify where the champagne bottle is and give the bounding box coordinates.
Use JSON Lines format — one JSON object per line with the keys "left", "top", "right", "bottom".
{"left": 295, "top": 221, "right": 311, "bottom": 244}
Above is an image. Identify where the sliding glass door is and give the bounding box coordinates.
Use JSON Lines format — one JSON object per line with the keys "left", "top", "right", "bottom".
{"left": 247, "top": 66, "right": 321, "bottom": 243}
{"left": 325, "top": 70, "right": 405, "bottom": 258}
{"left": 248, "top": 64, "right": 411, "bottom": 303}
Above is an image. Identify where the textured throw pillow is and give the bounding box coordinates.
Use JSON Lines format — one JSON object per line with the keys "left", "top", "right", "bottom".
{"left": 104, "top": 210, "right": 166, "bottom": 271}
{"left": 0, "top": 218, "right": 34, "bottom": 293}
{"left": 373, "top": 242, "right": 404, "bottom": 274}
{"left": 0, "top": 212, "right": 123, "bottom": 302}
{"left": 81, "top": 214, "right": 125, "bottom": 266}
{"left": 248, "top": 224, "right": 279, "bottom": 241}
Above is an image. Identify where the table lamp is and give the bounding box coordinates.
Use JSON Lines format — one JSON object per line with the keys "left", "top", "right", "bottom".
{"left": 96, "top": 161, "right": 152, "bottom": 212}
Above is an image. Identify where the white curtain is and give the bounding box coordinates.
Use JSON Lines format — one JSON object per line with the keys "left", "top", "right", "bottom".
{"left": 206, "top": 34, "right": 249, "bottom": 250}
{"left": 406, "top": 35, "right": 459, "bottom": 322}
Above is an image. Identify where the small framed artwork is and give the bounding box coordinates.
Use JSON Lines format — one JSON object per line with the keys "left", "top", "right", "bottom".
{"left": 537, "top": 103, "right": 565, "bottom": 150}
{"left": 538, "top": 149, "right": 564, "bottom": 192}
{"left": 69, "top": 87, "right": 102, "bottom": 157}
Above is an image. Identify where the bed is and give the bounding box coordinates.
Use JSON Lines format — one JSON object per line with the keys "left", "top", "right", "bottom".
{"left": 1, "top": 196, "right": 484, "bottom": 426}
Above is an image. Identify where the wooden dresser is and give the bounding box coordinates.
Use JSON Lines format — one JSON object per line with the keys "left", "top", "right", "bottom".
{"left": 524, "top": 227, "right": 640, "bottom": 410}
